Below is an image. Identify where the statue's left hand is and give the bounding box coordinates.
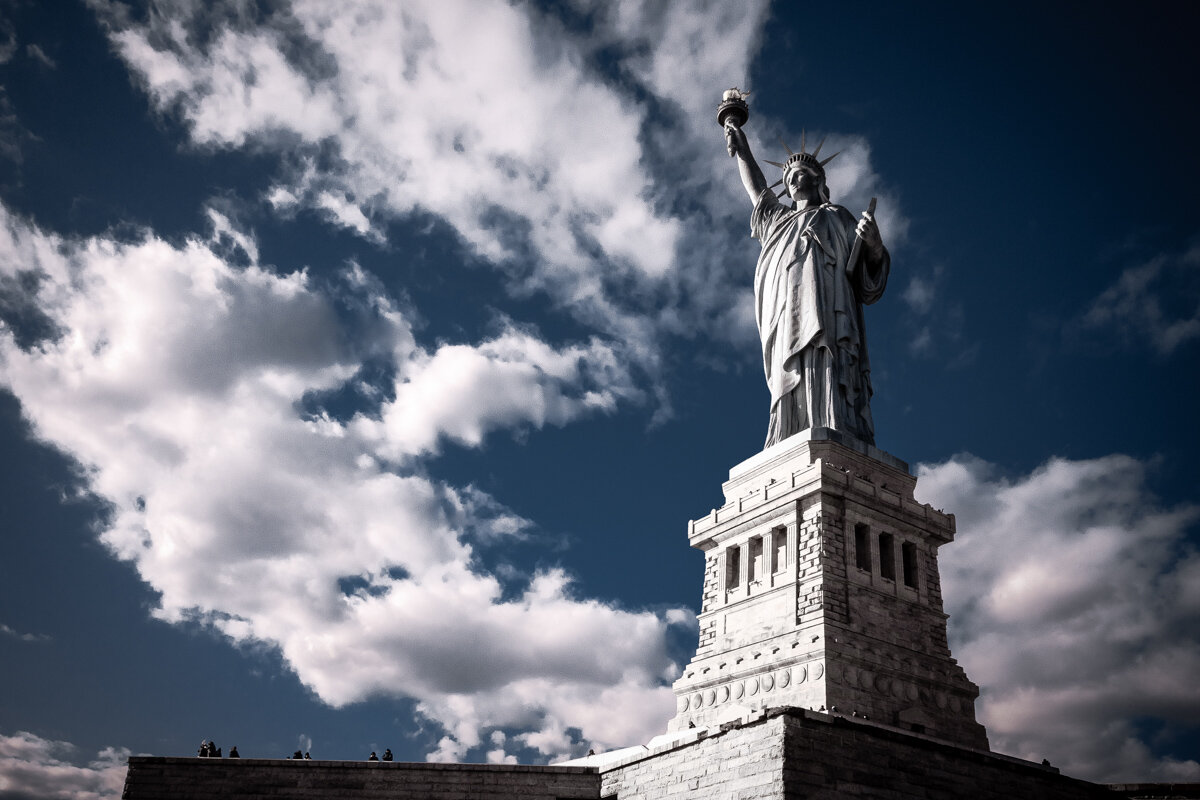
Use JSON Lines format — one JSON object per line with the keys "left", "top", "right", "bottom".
{"left": 856, "top": 211, "right": 884, "bottom": 258}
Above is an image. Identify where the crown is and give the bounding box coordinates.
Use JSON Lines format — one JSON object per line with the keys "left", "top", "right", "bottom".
{"left": 764, "top": 130, "right": 839, "bottom": 175}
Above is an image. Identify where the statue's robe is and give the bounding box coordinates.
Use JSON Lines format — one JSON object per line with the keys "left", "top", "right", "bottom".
{"left": 751, "top": 190, "right": 889, "bottom": 446}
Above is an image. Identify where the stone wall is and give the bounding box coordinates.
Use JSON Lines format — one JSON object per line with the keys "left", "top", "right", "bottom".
{"left": 600, "top": 715, "right": 787, "bottom": 799}
{"left": 121, "top": 757, "right": 600, "bottom": 800}
{"left": 600, "top": 708, "right": 1116, "bottom": 800}
{"left": 123, "top": 710, "right": 1139, "bottom": 799}
{"left": 777, "top": 709, "right": 1111, "bottom": 800}
{"left": 695, "top": 551, "right": 721, "bottom": 655}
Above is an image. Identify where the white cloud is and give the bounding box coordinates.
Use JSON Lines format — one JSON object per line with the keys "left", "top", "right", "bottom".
{"left": 362, "top": 327, "right": 641, "bottom": 460}
{"left": 205, "top": 208, "right": 258, "bottom": 264}
{"left": 0, "top": 623, "right": 50, "bottom": 643}
{"left": 90, "top": 0, "right": 904, "bottom": 371}
{"left": 5, "top": 0, "right": 919, "bottom": 769}
{"left": 447, "top": 484, "right": 534, "bottom": 545}
{"left": 314, "top": 191, "right": 376, "bottom": 239}
{"left": 109, "top": 19, "right": 342, "bottom": 148}
{"left": 98, "top": 1, "right": 679, "bottom": 307}
{"left": 0, "top": 204, "right": 684, "bottom": 762}
{"left": 1081, "top": 244, "right": 1200, "bottom": 355}
{"left": 916, "top": 453, "right": 1200, "bottom": 783}
{"left": 485, "top": 730, "right": 516, "bottom": 763}
{"left": 0, "top": 732, "right": 129, "bottom": 800}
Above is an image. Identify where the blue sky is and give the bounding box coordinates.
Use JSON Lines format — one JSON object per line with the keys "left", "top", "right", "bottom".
{"left": 1, "top": 0, "right": 1198, "bottom": 796}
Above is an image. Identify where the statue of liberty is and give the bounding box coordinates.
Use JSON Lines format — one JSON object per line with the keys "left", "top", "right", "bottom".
{"left": 720, "top": 90, "right": 890, "bottom": 447}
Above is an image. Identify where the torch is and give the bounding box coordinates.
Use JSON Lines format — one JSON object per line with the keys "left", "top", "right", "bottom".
{"left": 717, "top": 88, "right": 750, "bottom": 129}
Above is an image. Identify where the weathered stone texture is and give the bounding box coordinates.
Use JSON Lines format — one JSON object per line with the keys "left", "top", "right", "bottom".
{"left": 123, "top": 711, "right": 1131, "bottom": 799}
{"left": 779, "top": 710, "right": 1113, "bottom": 799}
{"left": 121, "top": 758, "right": 600, "bottom": 800}
{"left": 669, "top": 432, "right": 986, "bottom": 748}
{"left": 603, "top": 709, "right": 1116, "bottom": 800}
{"left": 601, "top": 715, "right": 787, "bottom": 800}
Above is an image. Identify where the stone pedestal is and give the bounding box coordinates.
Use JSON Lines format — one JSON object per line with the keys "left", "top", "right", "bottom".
{"left": 667, "top": 429, "right": 988, "bottom": 750}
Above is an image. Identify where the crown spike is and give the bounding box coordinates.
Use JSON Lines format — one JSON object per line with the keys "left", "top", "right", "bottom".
{"left": 764, "top": 160, "right": 786, "bottom": 168}
{"left": 767, "top": 178, "right": 783, "bottom": 191}
{"left": 778, "top": 137, "right": 794, "bottom": 156}
{"left": 811, "top": 135, "right": 827, "bottom": 158}
{"left": 800, "top": 129, "right": 806, "bottom": 154}
{"left": 818, "top": 151, "right": 841, "bottom": 167}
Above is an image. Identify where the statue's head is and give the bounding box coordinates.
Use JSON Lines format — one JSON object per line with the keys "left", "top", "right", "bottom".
{"left": 767, "top": 132, "right": 838, "bottom": 204}
{"left": 784, "top": 156, "right": 831, "bottom": 204}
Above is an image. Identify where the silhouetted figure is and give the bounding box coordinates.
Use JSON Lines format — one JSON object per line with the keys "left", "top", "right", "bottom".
{"left": 293, "top": 750, "right": 304, "bottom": 759}
{"left": 214, "top": 747, "right": 222, "bottom": 757}
{"left": 304, "top": 752, "right": 311, "bottom": 760}
{"left": 382, "top": 749, "right": 393, "bottom": 762}
{"left": 229, "top": 746, "right": 240, "bottom": 758}
{"left": 368, "top": 751, "right": 379, "bottom": 761}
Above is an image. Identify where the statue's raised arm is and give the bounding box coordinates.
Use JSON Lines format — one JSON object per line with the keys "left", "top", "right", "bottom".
{"left": 717, "top": 88, "right": 891, "bottom": 450}
{"left": 718, "top": 88, "right": 770, "bottom": 204}
{"left": 725, "top": 122, "right": 770, "bottom": 204}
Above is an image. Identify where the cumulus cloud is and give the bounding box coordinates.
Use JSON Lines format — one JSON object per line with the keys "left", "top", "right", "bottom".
{"left": 916, "top": 453, "right": 1200, "bottom": 782}
{"left": 0, "top": 204, "right": 684, "bottom": 762}
{"left": 0, "top": 731, "right": 129, "bottom": 800}
{"left": 361, "top": 327, "right": 640, "bottom": 459}
{"left": 94, "top": 0, "right": 678, "bottom": 343}
{"left": 89, "top": 0, "right": 903, "bottom": 367}
{"left": 1081, "top": 244, "right": 1200, "bottom": 355}
{"left": 3, "top": 0, "right": 914, "bottom": 770}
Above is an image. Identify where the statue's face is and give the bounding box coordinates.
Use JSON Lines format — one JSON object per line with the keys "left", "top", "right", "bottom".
{"left": 786, "top": 165, "right": 822, "bottom": 201}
